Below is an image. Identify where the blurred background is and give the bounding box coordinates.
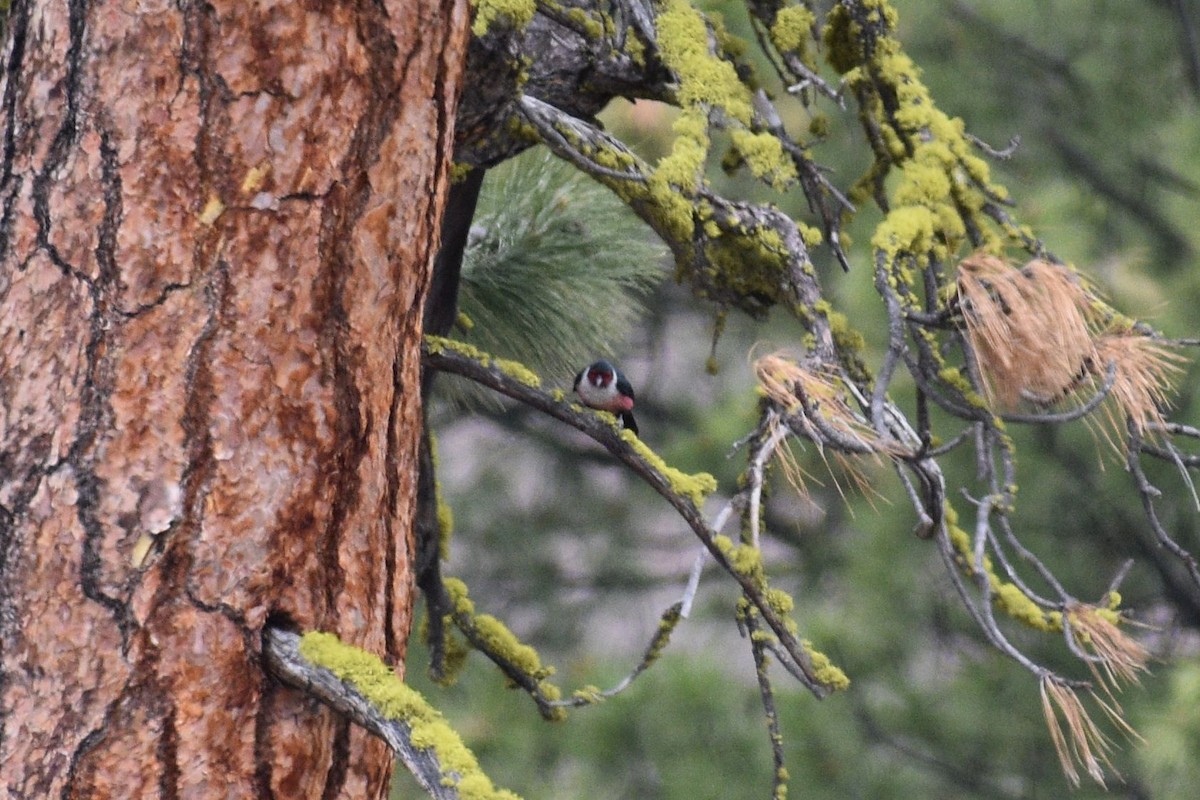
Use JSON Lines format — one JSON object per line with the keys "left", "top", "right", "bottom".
{"left": 399, "top": 1, "right": 1200, "bottom": 797}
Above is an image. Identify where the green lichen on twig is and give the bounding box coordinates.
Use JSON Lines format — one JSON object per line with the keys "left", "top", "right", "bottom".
{"left": 425, "top": 335, "right": 542, "bottom": 389}
{"left": 943, "top": 502, "right": 1066, "bottom": 633}
{"left": 620, "top": 428, "right": 719, "bottom": 507}
{"left": 443, "top": 577, "right": 567, "bottom": 721}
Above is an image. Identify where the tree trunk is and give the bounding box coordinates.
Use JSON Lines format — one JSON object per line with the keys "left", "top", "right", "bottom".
{"left": 0, "top": 0, "right": 468, "bottom": 796}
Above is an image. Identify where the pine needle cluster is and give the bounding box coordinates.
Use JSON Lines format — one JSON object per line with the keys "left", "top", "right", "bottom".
{"left": 442, "top": 148, "right": 664, "bottom": 407}
{"left": 753, "top": 352, "right": 889, "bottom": 503}
{"left": 1040, "top": 604, "right": 1150, "bottom": 787}
{"left": 956, "top": 254, "right": 1183, "bottom": 442}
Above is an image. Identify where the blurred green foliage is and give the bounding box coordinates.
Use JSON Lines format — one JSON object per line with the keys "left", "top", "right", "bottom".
{"left": 412, "top": 1, "right": 1200, "bottom": 797}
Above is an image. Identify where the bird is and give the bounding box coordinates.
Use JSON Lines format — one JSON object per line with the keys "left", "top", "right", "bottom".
{"left": 573, "top": 360, "right": 638, "bottom": 434}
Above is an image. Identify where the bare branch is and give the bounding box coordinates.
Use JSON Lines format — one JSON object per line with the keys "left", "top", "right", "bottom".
{"left": 1127, "top": 428, "right": 1200, "bottom": 589}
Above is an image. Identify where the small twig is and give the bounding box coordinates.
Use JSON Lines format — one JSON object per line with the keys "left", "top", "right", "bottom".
{"left": 745, "top": 612, "right": 789, "bottom": 800}
{"left": 748, "top": 417, "right": 792, "bottom": 548}
{"left": 547, "top": 603, "right": 684, "bottom": 708}
{"left": 1105, "top": 560, "right": 1135, "bottom": 599}
{"left": 682, "top": 499, "right": 740, "bottom": 617}
{"left": 967, "top": 132, "right": 1021, "bottom": 159}
{"left": 1146, "top": 421, "right": 1200, "bottom": 439}
{"left": 1127, "top": 428, "right": 1200, "bottom": 589}
{"left": 1061, "top": 614, "right": 1111, "bottom": 665}
{"left": 680, "top": 547, "right": 708, "bottom": 618}
{"left": 926, "top": 427, "right": 972, "bottom": 457}
{"left": 519, "top": 96, "right": 649, "bottom": 184}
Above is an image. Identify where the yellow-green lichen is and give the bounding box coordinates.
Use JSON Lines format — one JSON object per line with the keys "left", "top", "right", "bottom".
{"left": 826, "top": 309, "right": 865, "bottom": 355}
{"left": 803, "top": 640, "right": 850, "bottom": 690}
{"left": 713, "top": 534, "right": 765, "bottom": 584}
{"left": 449, "top": 162, "right": 474, "bottom": 185}
{"left": 298, "top": 631, "right": 521, "bottom": 800}
{"left": 808, "top": 113, "right": 830, "bottom": 138}
{"left": 565, "top": 7, "right": 604, "bottom": 39}
{"left": 504, "top": 114, "right": 540, "bottom": 144}
{"left": 823, "top": 1, "right": 897, "bottom": 75}
{"left": 621, "top": 429, "right": 718, "bottom": 507}
{"left": 429, "top": 434, "right": 455, "bottom": 560}
{"left": 827, "top": 1, "right": 1016, "bottom": 280}
{"left": 625, "top": 27, "right": 647, "bottom": 65}
{"left": 731, "top": 130, "right": 798, "bottom": 190}
{"left": 765, "top": 587, "right": 795, "bottom": 616}
{"left": 418, "top": 613, "right": 472, "bottom": 687}
{"left": 645, "top": 605, "right": 683, "bottom": 667}
{"left": 937, "top": 366, "right": 989, "bottom": 409}
{"left": 574, "top": 98, "right": 705, "bottom": 265}
{"left": 654, "top": 109, "right": 711, "bottom": 192}
{"left": 446, "top": 579, "right": 553, "bottom": 680}
{"left": 770, "top": 5, "right": 816, "bottom": 59}
{"left": 700, "top": 221, "right": 793, "bottom": 315}
{"left": 656, "top": 0, "right": 753, "bottom": 123}
{"left": 871, "top": 205, "right": 938, "bottom": 260}
{"left": 773, "top": 770, "right": 790, "bottom": 800}
{"left": 493, "top": 357, "right": 541, "bottom": 388}
{"left": 571, "top": 685, "right": 604, "bottom": 704}
{"left": 1105, "top": 591, "right": 1122, "bottom": 611}
{"left": 444, "top": 578, "right": 565, "bottom": 718}
{"left": 470, "top": 0, "right": 536, "bottom": 37}
{"left": 445, "top": 576, "right": 476, "bottom": 615}
{"left": 425, "top": 336, "right": 542, "bottom": 388}
{"left": 798, "top": 222, "right": 823, "bottom": 248}
{"left": 943, "top": 504, "right": 1062, "bottom": 632}
{"left": 474, "top": 614, "right": 555, "bottom": 682}
{"left": 708, "top": 11, "right": 750, "bottom": 61}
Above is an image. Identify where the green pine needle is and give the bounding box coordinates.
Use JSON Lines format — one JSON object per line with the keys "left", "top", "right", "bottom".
{"left": 440, "top": 147, "right": 665, "bottom": 407}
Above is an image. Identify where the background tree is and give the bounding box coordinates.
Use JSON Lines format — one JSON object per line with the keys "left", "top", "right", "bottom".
{"left": 0, "top": 0, "right": 467, "bottom": 796}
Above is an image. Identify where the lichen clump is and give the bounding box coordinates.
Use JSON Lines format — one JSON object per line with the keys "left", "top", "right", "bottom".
{"left": 444, "top": 578, "right": 567, "bottom": 719}
{"left": 943, "top": 503, "right": 1063, "bottom": 632}
{"left": 298, "top": 631, "right": 521, "bottom": 800}
{"left": 803, "top": 640, "right": 850, "bottom": 690}
{"left": 769, "top": 5, "right": 816, "bottom": 62}
{"left": 621, "top": 428, "right": 718, "bottom": 507}
{"left": 425, "top": 335, "right": 542, "bottom": 388}
{"left": 470, "top": 0, "right": 536, "bottom": 37}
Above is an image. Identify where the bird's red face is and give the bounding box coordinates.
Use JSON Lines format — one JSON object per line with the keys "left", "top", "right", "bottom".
{"left": 587, "top": 366, "right": 614, "bottom": 388}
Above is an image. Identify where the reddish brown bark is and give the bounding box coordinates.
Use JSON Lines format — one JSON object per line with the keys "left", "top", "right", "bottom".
{"left": 0, "top": 0, "right": 468, "bottom": 797}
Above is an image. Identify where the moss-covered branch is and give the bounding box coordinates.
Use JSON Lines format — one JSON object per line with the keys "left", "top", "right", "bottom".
{"left": 263, "top": 628, "right": 520, "bottom": 800}
{"left": 423, "top": 336, "right": 843, "bottom": 698}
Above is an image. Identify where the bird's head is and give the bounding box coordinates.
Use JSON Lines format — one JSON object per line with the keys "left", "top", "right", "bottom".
{"left": 584, "top": 360, "right": 618, "bottom": 389}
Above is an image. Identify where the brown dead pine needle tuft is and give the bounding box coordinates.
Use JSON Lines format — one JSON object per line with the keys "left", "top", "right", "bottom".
{"left": 753, "top": 353, "right": 884, "bottom": 453}
{"left": 1067, "top": 603, "right": 1150, "bottom": 691}
{"left": 1040, "top": 676, "right": 1118, "bottom": 788}
{"left": 753, "top": 353, "right": 890, "bottom": 506}
{"left": 1093, "top": 333, "right": 1185, "bottom": 438}
{"left": 957, "top": 254, "right": 1097, "bottom": 408}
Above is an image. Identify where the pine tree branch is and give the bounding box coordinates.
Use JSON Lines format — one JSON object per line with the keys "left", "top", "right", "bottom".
{"left": 263, "top": 627, "right": 498, "bottom": 800}
{"left": 423, "top": 338, "right": 838, "bottom": 698}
